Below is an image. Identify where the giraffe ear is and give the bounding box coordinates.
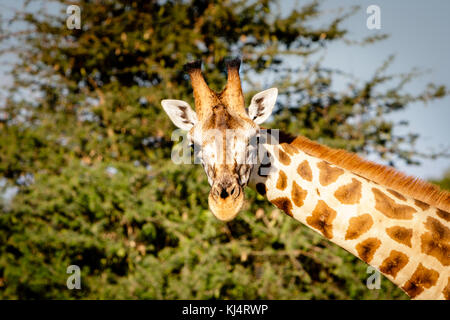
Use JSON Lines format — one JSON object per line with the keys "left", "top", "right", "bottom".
{"left": 161, "top": 99, "right": 198, "bottom": 131}
{"left": 247, "top": 88, "right": 278, "bottom": 124}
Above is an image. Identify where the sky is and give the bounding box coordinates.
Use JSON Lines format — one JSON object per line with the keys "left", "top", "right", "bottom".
{"left": 281, "top": 0, "right": 450, "bottom": 180}
{"left": 0, "top": 0, "right": 449, "bottom": 181}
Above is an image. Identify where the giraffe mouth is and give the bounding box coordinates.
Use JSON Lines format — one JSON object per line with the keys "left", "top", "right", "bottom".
{"left": 208, "top": 183, "right": 244, "bottom": 221}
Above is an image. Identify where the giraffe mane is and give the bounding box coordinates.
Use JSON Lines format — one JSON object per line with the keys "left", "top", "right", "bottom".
{"left": 276, "top": 131, "right": 450, "bottom": 212}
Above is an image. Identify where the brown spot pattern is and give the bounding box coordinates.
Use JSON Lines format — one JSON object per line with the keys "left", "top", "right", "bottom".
{"left": 317, "top": 161, "right": 344, "bottom": 186}
{"left": 414, "top": 199, "right": 430, "bottom": 211}
{"left": 291, "top": 181, "right": 307, "bottom": 208}
{"left": 276, "top": 170, "right": 288, "bottom": 190}
{"left": 334, "top": 178, "right": 362, "bottom": 205}
{"left": 306, "top": 200, "right": 337, "bottom": 239}
{"left": 387, "top": 189, "right": 407, "bottom": 201}
{"left": 379, "top": 250, "right": 409, "bottom": 278}
{"left": 271, "top": 197, "right": 293, "bottom": 217}
{"left": 275, "top": 147, "right": 291, "bottom": 166}
{"left": 372, "top": 188, "right": 417, "bottom": 220}
{"left": 420, "top": 216, "right": 450, "bottom": 266}
{"left": 345, "top": 214, "right": 373, "bottom": 240}
{"left": 297, "top": 160, "right": 313, "bottom": 182}
{"left": 256, "top": 183, "right": 267, "bottom": 196}
{"left": 402, "top": 263, "right": 439, "bottom": 299}
{"left": 437, "top": 208, "right": 450, "bottom": 222}
{"left": 355, "top": 238, "right": 381, "bottom": 263}
{"left": 386, "top": 226, "right": 413, "bottom": 248}
{"left": 443, "top": 277, "right": 450, "bottom": 300}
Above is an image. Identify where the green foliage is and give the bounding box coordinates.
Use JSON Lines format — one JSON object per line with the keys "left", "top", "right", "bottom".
{"left": 431, "top": 169, "right": 450, "bottom": 191}
{"left": 0, "top": 161, "right": 406, "bottom": 299}
{"left": 0, "top": 0, "right": 446, "bottom": 299}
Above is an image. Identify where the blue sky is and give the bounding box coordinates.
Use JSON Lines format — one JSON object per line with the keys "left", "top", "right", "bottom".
{"left": 1, "top": 0, "right": 449, "bottom": 180}
{"left": 280, "top": 0, "right": 450, "bottom": 179}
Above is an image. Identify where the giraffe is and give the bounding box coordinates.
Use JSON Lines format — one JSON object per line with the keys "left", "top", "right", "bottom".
{"left": 161, "top": 58, "right": 450, "bottom": 300}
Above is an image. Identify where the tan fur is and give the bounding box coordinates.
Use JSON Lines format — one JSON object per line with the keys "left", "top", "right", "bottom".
{"left": 288, "top": 135, "right": 450, "bottom": 213}
{"left": 219, "top": 59, "right": 245, "bottom": 115}
{"left": 185, "top": 62, "right": 219, "bottom": 120}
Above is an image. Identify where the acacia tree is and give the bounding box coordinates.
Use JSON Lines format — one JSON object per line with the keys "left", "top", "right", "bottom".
{"left": 0, "top": 0, "right": 447, "bottom": 299}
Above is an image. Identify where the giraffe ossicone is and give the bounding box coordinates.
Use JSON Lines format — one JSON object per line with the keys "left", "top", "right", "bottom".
{"left": 161, "top": 58, "right": 450, "bottom": 300}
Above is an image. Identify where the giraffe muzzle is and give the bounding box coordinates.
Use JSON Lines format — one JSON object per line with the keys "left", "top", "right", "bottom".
{"left": 208, "top": 181, "right": 244, "bottom": 221}
{"left": 212, "top": 183, "right": 240, "bottom": 200}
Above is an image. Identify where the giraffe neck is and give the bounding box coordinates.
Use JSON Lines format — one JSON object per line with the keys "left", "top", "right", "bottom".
{"left": 248, "top": 132, "right": 450, "bottom": 300}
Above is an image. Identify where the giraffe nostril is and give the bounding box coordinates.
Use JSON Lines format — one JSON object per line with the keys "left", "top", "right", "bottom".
{"left": 230, "top": 186, "right": 236, "bottom": 196}
{"left": 220, "top": 188, "right": 229, "bottom": 199}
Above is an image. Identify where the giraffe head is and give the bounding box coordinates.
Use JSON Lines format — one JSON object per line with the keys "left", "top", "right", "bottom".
{"left": 161, "top": 59, "right": 277, "bottom": 221}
